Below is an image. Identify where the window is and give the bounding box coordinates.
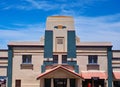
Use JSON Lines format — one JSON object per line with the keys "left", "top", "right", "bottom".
{"left": 62, "top": 55, "right": 67, "bottom": 63}
{"left": 53, "top": 55, "right": 58, "bottom": 64}
{"left": 22, "top": 55, "right": 32, "bottom": 64}
{"left": 57, "top": 37, "right": 63, "bottom": 44}
{"left": 15, "top": 80, "right": 21, "bottom": 87}
{"left": 88, "top": 55, "right": 98, "bottom": 64}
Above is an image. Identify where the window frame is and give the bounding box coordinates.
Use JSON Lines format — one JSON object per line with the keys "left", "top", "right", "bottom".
{"left": 88, "top": 55, "right": 98, "bottom": 64}
{"left": 22, "top": 55, "right": 32, "bottom": 64}
{"left": 62, "top": 55, "right": 67, "bottom": 64}
{"left": 53, "top": 55, "right": 58, "bottom": 64}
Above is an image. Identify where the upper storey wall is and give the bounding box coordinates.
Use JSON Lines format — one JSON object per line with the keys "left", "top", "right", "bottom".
{"left": 46, "top": 16, "right": 74, "bottom": 30}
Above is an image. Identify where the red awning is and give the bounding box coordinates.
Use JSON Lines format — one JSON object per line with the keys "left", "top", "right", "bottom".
{"left": 81, "top": 71, "right": 107, "bottom": 79}
{"left": 113, "top": 72, "right": 120, "bottom": 79}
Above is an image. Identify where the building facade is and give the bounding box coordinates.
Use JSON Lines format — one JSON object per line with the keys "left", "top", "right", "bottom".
{"left": 112, "top": 50, "right": 120, "bottom": 87}
{"left": 0, "top": 50, "right": 8, "bottom": 87}
{"left": 0, "top": 16, "right": 120, "bottom": 87}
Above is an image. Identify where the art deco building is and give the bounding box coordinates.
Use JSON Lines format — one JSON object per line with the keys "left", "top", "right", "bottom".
{"left": 0, "top": 16, "right": 120, "bottom": 87}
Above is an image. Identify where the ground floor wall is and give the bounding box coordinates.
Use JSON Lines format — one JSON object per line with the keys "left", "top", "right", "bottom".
{"left": 82, "top": 79, "right": 108, "bottom": 87}
{"left": 0, "top": 68, "right": 7, "bottom": 87}
{"left": 40, "top": 78, "right": 82, "bottom": 87}
{"left": 11, "top": 78, "right": 83, "bottom": 87}
{"left": 11, "top": 78, "right": 112, "bottom": 87}
{"left": 12, "top": 78, "right": 40, "bottom": 87}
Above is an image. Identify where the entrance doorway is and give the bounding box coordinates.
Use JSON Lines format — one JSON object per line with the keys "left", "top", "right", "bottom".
{"left": 54, "top": 79, "right": 67, "bottom": 87}
{"left": 44, "top": 78, "right": 76, "bottom": 87}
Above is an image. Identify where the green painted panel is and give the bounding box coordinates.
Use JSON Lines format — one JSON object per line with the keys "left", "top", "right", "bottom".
{"left": 67, "top": 61, "right": 76, "bottom": 65}
{"left": 44, "top": 61, "right": 53, "bottom": 65}
{"left": 44, "top": 30, "right": 53, "bottom": 58}
{"left": 74, "top": 65, "right": 79, "bottom": 73}
{"left": 107, "top": 47, "right": 113, "bottom": 87}
{"left": 7, "top": 46, "right": 13, "bottom": 87}
{"left": 41, "top": 65, "right": 45, "bottom": 73}
{"left": 67, "top": 31, "right": 76, "bottom": 58}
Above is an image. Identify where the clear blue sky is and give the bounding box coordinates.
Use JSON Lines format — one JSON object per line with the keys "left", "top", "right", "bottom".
{"left": 0, "top": 0, "right": 120, "bottom": 49}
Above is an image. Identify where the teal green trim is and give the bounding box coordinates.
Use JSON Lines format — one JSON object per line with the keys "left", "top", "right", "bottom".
{"left": 7, "top": 46, "right": 13, "bottom": 87}
{"left": 67, "top": 31, "right": 76, "bottom": 58}
{"left": 44, "top": 30, "right": 53, "bottom": 58}
{"left": 44, "top": 61, "right": 53, "bottom": 65}
{"left": 74, "top": 65, "right": 79, "bottom": 73}
{"left": 41, "top": 65, "right": 45, "bottom": 73}
{"left": 107, "top": 47, "right": 112, "bottom": 87}
{"left": 67, "top": 61, "right": 76, "bottom": 65}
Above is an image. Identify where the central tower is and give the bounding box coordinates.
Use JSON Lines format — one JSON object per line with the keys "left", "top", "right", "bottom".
{"left": 42, "top": 16, "right": 78, "bottom": 73}
{"left": 44, "top": 16, "right": 76, "bottom": 58}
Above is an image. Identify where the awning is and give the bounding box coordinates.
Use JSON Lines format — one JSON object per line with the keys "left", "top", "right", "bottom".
{"left": 37, "top": 65, "right": 84, "bottom": 80}
{"left": 81, "top": 71, "right": 107, "bottom": 79}
{"left": 113, "top": 72, "right": 120, "bottom": 79}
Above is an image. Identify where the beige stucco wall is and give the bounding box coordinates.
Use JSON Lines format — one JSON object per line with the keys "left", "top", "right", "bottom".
{"left": 12, "top": 47, "right": 44, "bottom": 87}
{"left": 112, "top": 51, "right": 120, "bottom": 72}
{"left": 53, "top": 29, "right": 67, "bottom": 52}
{"left": 0, "top": 50, "right": 8, "bottom": 57}
{"left": 0, "top": 50, "right": 8, "bottom": 77}
{"left": 46, "top": 16, "right": 74, "bottom": 30}
{"left": 76, "top": 47, "right": 108, "bottom": 72}
{"left": 113, "top": 51, "right": 120, "bottom": 57}
{"left": 0, "top": 68, "right": 7, "bottom": 76}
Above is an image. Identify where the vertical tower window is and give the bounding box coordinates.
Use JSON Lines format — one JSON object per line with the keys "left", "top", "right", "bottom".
{"left": 62, "top": 55, "right": 67, "bottom": 63}
{"left": 53, "top": 55, "right": 58, "bottom": 64}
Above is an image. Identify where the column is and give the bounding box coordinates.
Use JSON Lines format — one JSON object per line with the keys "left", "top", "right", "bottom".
{"left": 51, "top": 78, "right": 54, "bottom": 87}
{"left": 77, "top": 79, "right": 82, "bottom": 87}
{"left": 40, "top": 79, "right": 44, "bottom": 87}
{"left": 58, "top": 55, "right": 62, "bottom": 64}
{"left": 67, "top": 78, "right": 70, "bottom": 87}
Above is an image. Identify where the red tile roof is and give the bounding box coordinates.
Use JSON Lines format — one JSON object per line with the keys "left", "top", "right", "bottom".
{"left": 113, "top": 72, "right": 120, "bottom": 79}
{"left": 81, "top": 71, "right": 107, "bottom": 79}
{"left": 37, "top": 65, "right": 83, "bottom": 80}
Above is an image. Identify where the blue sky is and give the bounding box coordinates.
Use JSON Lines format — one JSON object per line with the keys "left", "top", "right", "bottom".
{"left": 0, "top": 0, "right": 120, "bottom": 49}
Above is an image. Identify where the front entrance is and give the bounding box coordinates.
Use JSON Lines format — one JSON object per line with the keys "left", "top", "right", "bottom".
{"left": 44, "top": 78, "right": 76, "bottom": 87}
{"left": 38, "top": 65, "right": 83, "bottom": 87}
{"left": 54, "top": 79, "right": 67, "bottom": 87}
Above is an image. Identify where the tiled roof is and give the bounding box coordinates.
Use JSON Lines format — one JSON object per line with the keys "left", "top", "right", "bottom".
{"left": 37, "top": 65, "right": 83, "bottom": 80}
